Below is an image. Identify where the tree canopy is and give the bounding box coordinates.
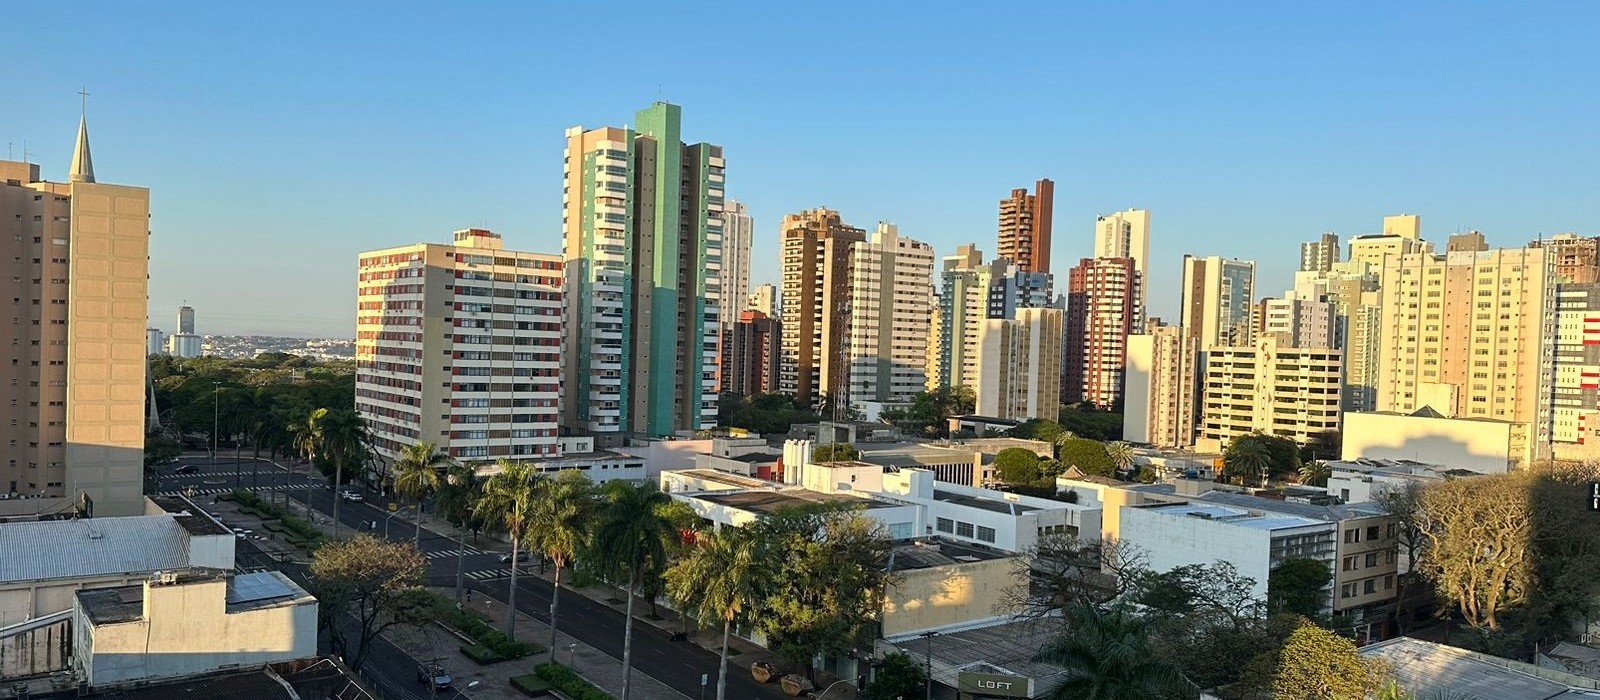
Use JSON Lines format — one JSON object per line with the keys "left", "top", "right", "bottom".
{"left": 812, "top": 443, "right": 861, "bottom": 463}
{"left": 994, "top": 448, "right": 1044, "bottom": 485}
{"left": 1267, "top": 558, "right": 1330, "bottom": 620}
{"left": 309, "top": 535, "right": 431, "bottom": 669}
{"left": 1057, "top": 438, "right": 1115, "bottom": 477}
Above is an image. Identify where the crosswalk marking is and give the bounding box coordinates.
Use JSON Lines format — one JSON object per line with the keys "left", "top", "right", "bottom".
{"left": 466, "top": 569, "right": 514, "bottom": 581}
{"left": 156, "top": 484, "right": 312, "bottom": 497}
{"left": 423, "top": 547, "right": 483, "bottom": 560}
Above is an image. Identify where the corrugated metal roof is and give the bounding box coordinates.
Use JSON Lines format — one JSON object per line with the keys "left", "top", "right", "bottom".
{"left": 0, "top": 515, "right": 190, "bottom": 582}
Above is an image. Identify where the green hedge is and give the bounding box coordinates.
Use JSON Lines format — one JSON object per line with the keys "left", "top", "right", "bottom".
{"left": 231, "top": 489, "right": 322, "bottom": 547}
{"left": 511, "top": 674, "right": 554, "bottom": 697}
{"left": 425, "top": 593, "right": 538, "bottom": 661}
{"left": 461, "top": 644, "right": 505, "bottom": 665}
{"left": 535, "top": 663, "right": 613, "bottom": 700}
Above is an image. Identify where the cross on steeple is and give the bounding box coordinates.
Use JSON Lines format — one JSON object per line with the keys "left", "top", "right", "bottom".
{"left": 79, "top": 87, "right": 90, "bottom": 117}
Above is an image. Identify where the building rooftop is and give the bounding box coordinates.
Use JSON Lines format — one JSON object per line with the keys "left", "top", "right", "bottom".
{"left": 933, "top": 489, "right": 1040, "bottom": 515}
{"left": 885, "top": 618, "right": 1066, "bottom": 688}
{"left": 1140, "top": 502, "right": 1329, "bottom": 532}
{"left": 696, "top": 489, "right": 894, "bottom": 515}
{"left": 149, "top": 495, "right": 233, "bottom": 536}
{"left": 891, "top": 540, "right": 1010, "bottom": 570}
{"left": 1362, "top": 637, "right": 1600, "bottom": 699}
{"left": 860, "top": 441, "right": 993, "bottom": 468}
{"left": 77, "top": 584, "right": 145, "bottom": 624}
{"left": 0, "top": 515, "right": 190, "bottom": 583}
{"left": 670, "top": 468, "right": 774, "bottom": 489}
{"left": 78, "top": 571, "right": 313, "bottom": 625}
{"left": 59, "top": 658, "right": 368, "bottom": 700}
{"left": 1196, "top": 491, "right": 1387, "bottom": 522}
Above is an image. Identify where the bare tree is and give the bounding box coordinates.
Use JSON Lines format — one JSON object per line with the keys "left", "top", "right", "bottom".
{"left": 995, "top": 533, "right": 1146, "bottom": 618}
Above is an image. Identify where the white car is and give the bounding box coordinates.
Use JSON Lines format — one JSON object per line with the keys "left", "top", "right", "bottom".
{"left": 339, "top": 491, "right": 365, "bottom": 503}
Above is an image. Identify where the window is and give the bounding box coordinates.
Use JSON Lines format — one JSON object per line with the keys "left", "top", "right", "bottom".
{"left": 1366, "top": 525, "right": 1380, "bottom": 540}
{"left": 1344, "top": 528, "right": 1360, "bottom": 544}
{"left": 1385, "top": 575, "right": 1394, "bottom": 590}
{"left": 1341, "top": 583, "right": 1355, "bottom": 599}
{"left": 1386, "top": 523, "right": 1397, "bottom": 539}
{"left": 1363, "top": 579, "right": 1377, "bottom": 595}
{"left": 956, "top": 521, "right": 974, "bottom": 538}
{"left": 1365, "top": 552, "right": 1378, "bottom": 568}
{"left": 976, "top": 526, "right": 996, "bottom": 543}
{"left": 935, "top": 518, "right": 953, "bottom": 534}
{"left": 1342, "top": 556, "right": 1356, "bottom": 572}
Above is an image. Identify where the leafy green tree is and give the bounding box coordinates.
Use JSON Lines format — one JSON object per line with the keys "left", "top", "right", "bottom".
{"left": 310, "top": 534, "right": 431, "bottom": 670}
{"left": 592, "top": 481, "right": 676, "bottom": 700}
{"left": 1033, "top": 600, "right": 1195, "bottom": 700}
{"left": 474, "top": 459, "right": 539, "bottom": 639}
{"left": 994, "top": 448, "right": 1043, "bottom": 485}
{"left": 1267, "top": 620, "right": 1386, "bottom": 700}
{"left": 1105, "top": 441, "right": 1135, "bottom": 474}
{"left": 392, "top": 441, "right": 450, "bottom": 546}
{"left": 1134, "top": 561, "right": 1264, "bottom": 626}
{"left": 1057, "top": 438, "right": 1114, "bottom": 477}
{"left": 529, "top": 470, "right": 598, "bottom": 660}
{"left": 863, "top": 652, "right": 925, "bottom": 700}
{"left": 1224, "top": 436, "right": 1273, "bottom": 486}
{"left": 754, "top": 505, "right": 893, "bottom": 680}
{"left": 811, "top": 443, "right": 860, "bottom": 462}
{"left": 720, "top": 392, "right": 820, "bottom": 434}
{"left": 1006, "top": 418, "right": 1066, "bottom": 444}
{"left": 1267, "top": 558, "right": 1330, "bottom": 619}
{"left": 1057, "top": 404, "right": 1124, "bottom": 442}
{"left": 666, "top": 526, "right": 771, "bottom": 700}
{"left": 1374, "top": 481, "right": 1426, "bottom": 631}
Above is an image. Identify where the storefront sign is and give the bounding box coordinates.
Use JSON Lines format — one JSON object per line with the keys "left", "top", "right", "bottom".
{"left": 957, "top": 671, "right": 1031, "bottom": 698}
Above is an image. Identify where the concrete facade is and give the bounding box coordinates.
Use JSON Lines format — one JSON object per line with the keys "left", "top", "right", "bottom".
{"left": 974, "top": 308, "right": 1064, "bottom": 422}
{"left": 1180, "top": 255, "right": 1255, "bottom": 350}
{"left": 1094, "top": 209, "right": 1150, "bottom": 304}
{"left": 718, "top": 199, "right": 753, "bottom": 332}
{"left": 721, "top": 309, "right": 781, "bottom": 396}
{"left": 1341, "top": 410, "right": 1521, "bottom": 473}
{"left": 1550, "top": 283, "right": 1600, "bottom": 460}
{"left": 1064, "top": 257, "right": 1140, "bottom": 407}
{"left": 1531, "top": 233, "right": 1600, "bottom": 284}
{"left": 355, "top": 229, "right": 563, "bottom": 466}
{"left": 1122, "top": 323, "right": 1199, "bottom": 448}
{"left": 0, "top": 119, "right": 148, "bottom": 516}
{"left": 1300, "top": 232, "right": 1340, "bottom": 273}
{"left": 1196, "top": 335, "right": 1342, "bottom": 452}
{"left": 997, "top": 179, "right": 1053, "bottom": 275}
{"left": 844, "top": 223, "right": 935, "bottom": 413}
{"left": 778, "top": 208, "right": 865, "bottom": 407}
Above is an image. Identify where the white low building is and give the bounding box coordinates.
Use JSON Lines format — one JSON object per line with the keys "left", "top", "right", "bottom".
{"left": 1324, "top": 458, "right": 1478, "bottom": 504}
{"left": 72, "top": 570, "right": 318, "bottom": 686}
{"left": 1120, "top": 501, "right": 1336, "bottom": 609}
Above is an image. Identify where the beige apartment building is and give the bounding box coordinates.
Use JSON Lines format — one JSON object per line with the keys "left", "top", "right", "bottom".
{"left": 845, "top": 223, "right": 935, "bottom": 416}
{"left": 974, "top": 308, "right": 1064, "bottom": 421}
{"left": 1196, "top": 334, "right": 1342, "bottom": 452}
{"left": 1374, "top": 247, "right": 1555, "bottom": 460}
{"left": 355, "top": 229, "right": 563, "bottom": 468}
{"left": 0, "top": 119, "right": 148, "bottom": 516}
{"left": 1094, "top": 208, "right": 1150, "bottom": 309}
{"left": 1180, "top": 255, "right": 1255, "bottom": 349}
{"left": 778, "top": 208, "right": 865, "bottom": 407}
{"left": 1122, "top": 323, "right": 1199, "bottom": 447}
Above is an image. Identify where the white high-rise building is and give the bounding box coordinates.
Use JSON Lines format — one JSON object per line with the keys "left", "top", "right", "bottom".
{"left": 1122, "top": 323, "right": 1198, "bottom": 447}
{"left": 1300, "top": 232, "right": 1340, "bottom": 273}
{"left": 974, "top": 308, "right": 1064, "bottom": 421}
{"left": 1094, "top": 209, "right": 1150, "bottom": 307}
{"left": 747, "top": 283, "right": 779, "bottom": 319}
{"left": 1196, "top": 334, "right": 1343, "bottom": 452}
{"left": 146, "top": 328, "right": 165, "bottom": 357}
{"left": 176, "top": 305, "right": 195, "bottom": 335}
{"left": 1180, "top": 255, "right": 1256, "bottom": 349}
{"left": 844, "top": 223, "right": 935, "bottom": 418}
{"left": 1257, "top": 296, "right": 1336, "bottom": 349}
{"left": 719, "top": 200, "right": 754, "bottom": 330}
{"left": 356, "top": 229, "right": 564, "bottom": 468}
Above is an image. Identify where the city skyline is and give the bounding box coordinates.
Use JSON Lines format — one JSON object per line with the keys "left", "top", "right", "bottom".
{"left": 5, "top": 3, "right": 1598, "bottom": 337}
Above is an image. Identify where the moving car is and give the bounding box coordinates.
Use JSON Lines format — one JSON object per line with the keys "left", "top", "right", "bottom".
{"left": 416, "top": 663, "right": 452, "bottom": 691}
{"left": 339, "top": 490, "right": 364, "bottom": 503}
{"left": 173, "top": 464, "right": 197, "bottom": 474}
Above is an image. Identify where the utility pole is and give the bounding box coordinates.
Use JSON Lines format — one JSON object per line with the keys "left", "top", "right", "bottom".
{"left": 922, "top": 631, "right": 935, "bottom": 700}
{"left": 211, "top": 382, "right": 221, "bottom": 463}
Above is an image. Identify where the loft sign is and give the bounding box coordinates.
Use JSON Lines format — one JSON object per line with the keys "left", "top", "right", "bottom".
{"left": 958, "top": 671, "right": 1031, "bottom": 698}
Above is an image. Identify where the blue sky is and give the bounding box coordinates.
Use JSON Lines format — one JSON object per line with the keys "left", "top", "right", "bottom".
{"left": 4, "top": 2, "right": 1597, "bottom": 337}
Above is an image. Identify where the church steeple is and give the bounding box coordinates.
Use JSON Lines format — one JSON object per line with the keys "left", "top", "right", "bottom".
{"left": 69, "top": 88, "right": 94, "bottom": 184}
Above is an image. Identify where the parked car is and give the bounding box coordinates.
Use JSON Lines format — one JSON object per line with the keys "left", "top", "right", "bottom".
{"left": 339, "top": 491, "right": 364, "bottom": 503}
{"left": 416, "top": 663, "right": 452, "bottom": 691}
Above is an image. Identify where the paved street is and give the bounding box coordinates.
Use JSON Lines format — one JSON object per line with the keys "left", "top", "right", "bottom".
{"left": 175, "top": 454, "right": 795, "bottom": 700}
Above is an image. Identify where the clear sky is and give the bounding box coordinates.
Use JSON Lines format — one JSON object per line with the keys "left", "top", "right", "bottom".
{"left": 4, "top": 2, "right": 1597, "bottom": 337}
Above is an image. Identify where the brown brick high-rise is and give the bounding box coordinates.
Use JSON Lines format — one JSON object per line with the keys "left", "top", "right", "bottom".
{"left": 997, "top": 179, "right": 1054, "bottom": 274}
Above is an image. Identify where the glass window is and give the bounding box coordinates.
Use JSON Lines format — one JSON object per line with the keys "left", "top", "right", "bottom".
{"left": 956, "top": 521, "right": 974, "bottom": 538}
{"left": 935, "top": 518, "right": 953, "bottom": 534}
{"left": 976, "top": 526, "right": 996, "bottom": 543}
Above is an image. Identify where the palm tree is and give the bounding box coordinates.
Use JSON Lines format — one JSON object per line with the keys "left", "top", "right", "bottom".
{"left": 317, "top": 408, "right": 368, "bottom": 539}
{"left": 1053, "top": 430, "right": 1078, "bottom": 459}
{"left": 666, "top": 526, "right": 768, "bottom": 700}
{"left": 1298, "top": 460, "right": 1332, "bottom": 488}
{"left": 438, "top": 460, "right": 483, "bottom": 603}
{"left": 393, "top": 441, "right": 450, "bottom": 546}
{"left": 289, "top": 409, "right": 327, "bottom": 518}
{"left": 1225, "top": 439, "right": 1272, "bottom": 487}
{"left": 1104, "top": 441, "right": 1135, "bottom": 476}
{"left": 592, "top": 481, "right": 675, "bottom": 700}
{"left": 1034, "top": 600, "right": 1194, "bottom": 700}
{"left": 527, "top": 470, "right": 598, "bottom": 661}
{"left": 474, "top": 459, "right": 539, "bottom": 639}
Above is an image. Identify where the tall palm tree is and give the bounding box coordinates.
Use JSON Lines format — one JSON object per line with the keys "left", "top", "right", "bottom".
{"left": 474, "top": 459, "right": 539, "bottom": 639}
{"left": 392, "top": 441, "right": 450, "bottom": 546}
{"left": 289, "top": 408, "right": 327, "bottom": 518}
{"left": 1104, "top": 441, "right": 1135, "bottom": 476}
{"left": 527, "top": 470, "right": 598, "bottom": 661}
{"left": 1298, "top": 459, "right": 1332, "bottom": 488}
{"left": 317, "top": 408, "right": 368, "bottom": 539}
{"left": 1034, "top": 600, "right": 1194, "bottom": 700}
{"left": 438, "top": 460, "right": 483, "bottom": 603}
{"left": 1226, "top": 440, "right": 1272, "bottom": 487}
{"left": 592, "top": 481, "right": 675, "bottom": 700}
{"left": 666, "top": 526, "right": 768, "bottom": 700}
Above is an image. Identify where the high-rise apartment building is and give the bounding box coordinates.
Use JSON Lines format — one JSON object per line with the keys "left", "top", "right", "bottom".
{"left": 1552, "top": 283, "right": 1600, "bottom": 460}
{"left": 974, "top": 308, "right": 1064, "bottom": 421}
{"left": 1383, "top": 214, "right": 1421, "bottom": 239}
{"left": 166, "top": 304, "right": 202, "bottom": 358}
{"left": 1196, "top": 335, "right": 1343, "bottom": 452}
{"left": 747, "top": 283, "right": 779, "bottom": 319}
{"left": 1064, "top": 257, "right": 1141, "bottom": 407}
{"left": 1447, "top": 231, "right": 1487, "bottom": 253}
{"left": 719, "top": 200, "right": 754, "bottom": 329}
{"left": 562, "top": 103, "right": 722, "bottom": 440}
{"left": 779, "top": 208, "right": 865, "bottom": 406}
{"left": 1292, "top": 260, "right": 1382, "bottom": 410}
{"left": 844, "top": 223, "right": 935, "bottom": 416}
{"left": 146, "top": 328, "right": 165, "bottom": 357}
{"left": 356, "top": 229, "right": 564, "bottom": 465}
{"left": 1348, "top": 215, "right": 1430, "bottom": 272}
{"left": 997, "top": 179, "right": 1054, "bottom": 274}
{"left": 1375, "top": 247, "right": 1555, "bottom": 462}
{"left": 1300, "top": 232, "right": 1340, "bottom": 273}
{"left": 1180, "top": 256, "right": 1256, "bottom": 349}
{"left": 1530, "top": 233, "right": 1600, "bottom": 284}
{"left": 722, "top": 310, "right": 781, "bottom": 397}
{"left": 1122, "top": 323, "right": 1199, "bottom": 447}
{"left": 1254, "top": 296, "right": 1335, "bottom": 349}
{"left": 0, "top": 118, "right": 149, "bottom": 515}
{"left": 1094, "top": 209, "right": 1150, "bottom": 306}
{"left": 932, "top": 246, "right": 1055, "bottom": 390}
{"left": 176, "top": 305, "right": 195, "bottom": 334}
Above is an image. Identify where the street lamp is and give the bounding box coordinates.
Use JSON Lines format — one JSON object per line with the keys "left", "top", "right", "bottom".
{"left": 567, "top": 643, "right": 577, "bottom": 667}
{"left": 383, "top": 507, "right": 411, "bottom": 539}
{"left": 816, "top": 678, "right": 854, "bottom": 699}
{"left": 921, "top": 631, "right": 937, "bottom": 700}
{"left": 211, "top": 382, "right": 221, "bottom": 462}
